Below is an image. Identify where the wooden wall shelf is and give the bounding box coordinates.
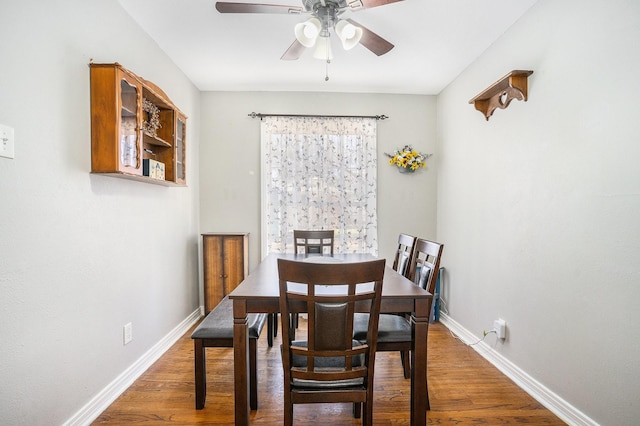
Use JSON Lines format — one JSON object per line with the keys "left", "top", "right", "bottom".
{"left": 469, "top": 70, "right": 533, "bottom": 120}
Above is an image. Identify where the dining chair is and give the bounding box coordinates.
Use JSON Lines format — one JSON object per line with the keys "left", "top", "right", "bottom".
{"left": 392, "top": 233, "right": 416, "bottom": 278}
{"left": 277, "top": 258, "right": 385, "bottom": 425}
{"left": 343, "top": 232, "right": 413, "bottom": 341}
{"left": 281, "top": 229, "right": 336, "bottom": 336}
{"left": 354, "top": 238, "right": 444, "bottom": 383}
{"left": 293, "top": 229, "right": 335, "bottom": 254}
{"left": 270, "top": 230, "right": 337, "bottom": 341}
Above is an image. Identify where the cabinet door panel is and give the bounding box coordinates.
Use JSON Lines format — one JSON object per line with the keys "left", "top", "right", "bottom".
{"left": 223, "top": 236, "right": 246, "bottom": 295}
{"left": 203, "top": 236, "right": 224, "bottom": 313}
{"left": 175, "top": 114, "right": 187, "bottom": 184}
{"left": 117, "top": 73, "right": 142, "bottom": 174}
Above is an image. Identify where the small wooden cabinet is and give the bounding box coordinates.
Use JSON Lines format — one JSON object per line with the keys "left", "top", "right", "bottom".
{"left": 89, "top": 62, "right": 187, "bottom": 185}
{"left": 202, "top": 233, "right": 249, "bottom": 314}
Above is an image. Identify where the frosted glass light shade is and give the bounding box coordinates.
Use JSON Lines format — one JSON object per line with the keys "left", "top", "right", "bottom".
{"left": 294, "top": 17, "right": 321, "bottom": 47}
{"left": 312, "top": 36, "right": 333, "bottom": 60}
{"left": 334, "top": 20, "right": 363, "bottom": 50}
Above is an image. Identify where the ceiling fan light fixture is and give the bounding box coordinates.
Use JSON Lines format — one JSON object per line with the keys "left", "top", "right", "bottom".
{"left": 312, "top": 35, "right": 333, "bottom": 60}
{"left": 294, "top": 17, "right": 321, "bottom": 47}
{"left": 334, "top": 19, "right": 363, "bottom": 50}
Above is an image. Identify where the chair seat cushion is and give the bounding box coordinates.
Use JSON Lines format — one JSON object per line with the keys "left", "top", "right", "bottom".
{"left": 191, "top": 296, "right": 266, "bottom": 340}
{"left": 288, "top": 340, "right": 365, "bottom": 388}
{"left": 353, "top": 312, "right": 411, "bottom": 343}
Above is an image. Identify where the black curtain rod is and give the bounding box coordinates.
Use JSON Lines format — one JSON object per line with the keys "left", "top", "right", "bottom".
{"left": 248, "top": 112, "right": 388, "bottom": 120}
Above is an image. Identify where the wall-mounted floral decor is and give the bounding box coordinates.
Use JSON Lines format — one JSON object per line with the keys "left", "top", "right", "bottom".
{"left": 385, "top": 145, "right": 432, "bottom": 173}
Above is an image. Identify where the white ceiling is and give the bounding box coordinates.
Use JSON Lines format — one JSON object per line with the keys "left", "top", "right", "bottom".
{"left": 118, "top": 0, "right": 538, "bottom": 95}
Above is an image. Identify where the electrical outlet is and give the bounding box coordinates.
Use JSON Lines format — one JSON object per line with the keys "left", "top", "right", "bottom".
{"left": 493, "top": 318, "right": 506, "bottom": 339}
{"left": 0, "top": 124, "right": 15, "bottom": 159}
{"left": 123, "top": 322, "right": 133, "bottom": 345}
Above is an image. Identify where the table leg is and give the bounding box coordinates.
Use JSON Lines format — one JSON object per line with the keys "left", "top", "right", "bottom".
{"left": 194, "top": 339, "right": 206, "bottom": 409}
{"left": 233, "top": 299, "right": 250, "bottom": 425}
{"left": 411, "top": 298, "right": 430, "bottom": 426}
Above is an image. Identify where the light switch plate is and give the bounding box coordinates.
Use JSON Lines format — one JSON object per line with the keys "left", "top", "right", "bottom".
{"left": 0, "top": 124, "right": 15, "bottom": 159}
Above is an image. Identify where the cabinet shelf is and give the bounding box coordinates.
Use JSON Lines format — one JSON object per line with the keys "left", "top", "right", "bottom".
{"left": 121, "top": 106, "right": 136, "bottom": 117}
{"left": 469, "top": 70, "right": 533, "bottom": 120}
{"left": 143, "top": 132, "right": 172, "bottom": 148}
{"left": 91, "top": 171, "right": 184, "bottom": 186}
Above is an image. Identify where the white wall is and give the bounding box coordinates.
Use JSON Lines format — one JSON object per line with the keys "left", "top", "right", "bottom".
{"left": 5, "top": 0, "right": 635, "bottom": 424}
{"left": 0, "top": 1, "right": 200, "bottom": 424}
{"left": 199, "top": 91, "right": 438, "bottom": 273}
{"left": 437, "top": 0, "right": 640, "bottom": 424}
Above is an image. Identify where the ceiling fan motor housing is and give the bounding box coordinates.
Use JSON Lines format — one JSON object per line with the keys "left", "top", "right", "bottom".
{"left": 302, "top": 0, "right": 349, "bottom": 13}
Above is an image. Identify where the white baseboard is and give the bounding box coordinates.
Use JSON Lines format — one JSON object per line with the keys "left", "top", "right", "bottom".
{"left": 63, "top": 308, "right": 202, "bottom": 426}
{"left": 439, "top": 313, "right": 598, "bottom": 426}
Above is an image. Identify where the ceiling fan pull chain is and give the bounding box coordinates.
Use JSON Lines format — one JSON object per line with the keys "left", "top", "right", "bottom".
{"left": 325, "top": 59, "right": 330, "bottom": 81}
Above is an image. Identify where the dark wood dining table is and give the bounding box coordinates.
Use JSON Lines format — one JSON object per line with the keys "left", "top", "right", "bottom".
{"left": 228, "top": 253, "right": 432, "bottom": 426}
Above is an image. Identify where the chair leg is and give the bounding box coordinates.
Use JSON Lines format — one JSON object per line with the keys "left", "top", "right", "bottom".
{"left": 363, "top": 400, "right": 373, "bottom": 426}
{"left": 274, "top": 313, "right": 278, "bottom": 337}
{"left": 194, "top": 339, "right": 206, "bottom": 409}
{"left": 267, "top": 315, "right": 274, "bottom": 347}
{"left": 284, "top": 397, "right": 293, "bottom": 426}
{"left": 249, "top": 338, "right": 258, "bottom": 410}
{"left": 268, "top": 313, "right": 278, "bottom": 339}
{"left": 353, "top": 402, "right": 361, "bottom": 418}
{"left": 400, "top": 350, "right": 410, "bottom": 379}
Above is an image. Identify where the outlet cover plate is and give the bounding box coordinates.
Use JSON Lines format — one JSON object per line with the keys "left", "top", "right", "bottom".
{"left": 123, "top": 322, "right": 133, "bottom": 345}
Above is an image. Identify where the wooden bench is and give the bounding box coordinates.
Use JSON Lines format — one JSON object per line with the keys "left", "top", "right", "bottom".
{"left": 191, "top": 296, "right": 268, "bottom": 410}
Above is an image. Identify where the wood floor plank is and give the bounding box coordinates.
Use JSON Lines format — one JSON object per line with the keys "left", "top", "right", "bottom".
{"left": 93, "top": 321, "right": 565, "bottom": 425}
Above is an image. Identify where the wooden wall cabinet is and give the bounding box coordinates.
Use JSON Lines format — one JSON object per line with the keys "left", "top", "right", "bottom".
{"left": 89, "top": 62, "right": 187, "bottom": 186}
{"left": 202, "top": 233, "right": 249, "bottom": 314}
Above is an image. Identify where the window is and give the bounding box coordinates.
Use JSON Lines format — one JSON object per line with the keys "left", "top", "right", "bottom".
{"left": 261, "top": 116, "right": 378, "bottom": 256}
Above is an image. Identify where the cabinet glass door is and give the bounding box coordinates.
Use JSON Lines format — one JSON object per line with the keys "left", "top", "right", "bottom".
{"left": 175, "top": 116, "right": 186, "bottom": 184}
{"left": 119, "top": 78, "right": 140, "bottom": 172}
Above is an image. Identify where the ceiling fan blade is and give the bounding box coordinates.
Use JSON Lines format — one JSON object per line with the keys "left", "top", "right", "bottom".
{"left": 347, "top": 19, "right": 394, "bottom": 56}
{"left": 281, "top": 39, "right": 306, "bottom": 60}
{"left": 347, "top": 0, "right": 403, "bottom": 11}
{"left": 215, "top": 2, "right": 303, "bottom": 14}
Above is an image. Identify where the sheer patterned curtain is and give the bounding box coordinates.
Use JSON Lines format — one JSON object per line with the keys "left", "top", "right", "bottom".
{"left": 261, "top": 116, "right": 378, "bottom": 256}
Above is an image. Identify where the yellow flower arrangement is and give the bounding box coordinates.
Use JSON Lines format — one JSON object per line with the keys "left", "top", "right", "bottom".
{"left": 385, "top": 145, "right": 431, "bottom": 171}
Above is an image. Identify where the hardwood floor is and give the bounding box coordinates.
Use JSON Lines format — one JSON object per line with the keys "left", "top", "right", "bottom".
{"left": 93, "top": 319, "right": 565, "bottom": 425}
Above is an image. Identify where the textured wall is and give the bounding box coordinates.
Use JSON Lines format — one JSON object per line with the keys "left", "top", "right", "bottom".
{"left": 0, "top": 1, "right": 201, "bottom": 424}
{"left": 436, "top": 0, "right": 640, "bottom": 424}
{"left": 198, "top": 91, "right": 438, "bottom": 274}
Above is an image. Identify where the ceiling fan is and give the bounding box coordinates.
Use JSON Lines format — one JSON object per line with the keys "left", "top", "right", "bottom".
{"left": 215, "top": 0, "right": 402, "bottom": 61}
